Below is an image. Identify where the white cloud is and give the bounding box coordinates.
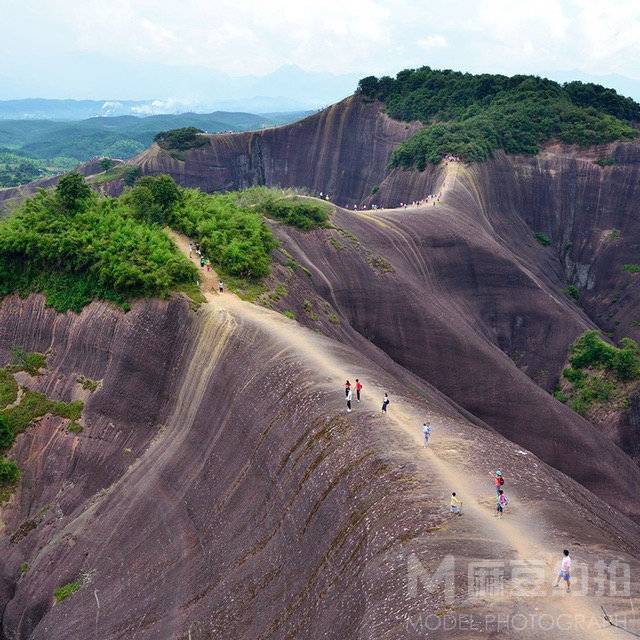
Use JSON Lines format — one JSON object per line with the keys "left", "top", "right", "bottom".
{"left": 5, "top": 0, "right": 640, "bottom": 83}
{"left": 131, "top": 99, "right": 196, "bottom": 115}
{"left": 418, "top": 35, "right": 448, "bottom": 50}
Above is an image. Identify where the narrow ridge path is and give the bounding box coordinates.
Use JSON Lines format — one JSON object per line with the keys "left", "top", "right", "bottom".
{"left": 171, "top": 228, "right": 634, "bottom": 639}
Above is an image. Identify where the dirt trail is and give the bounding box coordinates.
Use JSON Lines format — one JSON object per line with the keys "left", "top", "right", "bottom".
{"left": 170, "top": 229, "right": 634, "bottom": 638}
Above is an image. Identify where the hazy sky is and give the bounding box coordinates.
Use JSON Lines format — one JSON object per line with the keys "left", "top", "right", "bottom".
{"left": 2, "top": 0, "right": 640, "bottom": 99}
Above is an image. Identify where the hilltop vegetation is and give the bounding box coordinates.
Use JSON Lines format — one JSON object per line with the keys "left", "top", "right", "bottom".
{"left": 0, "top": 173, "right": 197, "bottom": 312}
{"left": 357, "top": 68, "right": 640, "bottom": 168}
{"left": 0, "top": 174, "right": 329, "bottom": 311}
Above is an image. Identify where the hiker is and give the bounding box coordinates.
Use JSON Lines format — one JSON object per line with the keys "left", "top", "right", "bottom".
{"left": 495, "top": 489, "right": 507, "bottom": 518}
{"left": 200, "top": 256, "right": 205, "bottom": 268}
{"left": 422, "top": 422, "right": 432, "bottom": 448}
{"left": 554, "top": 550, "right": 572, "bottom": 593}
{"left": 218, "top": 280, "right": 224, "bottom": 294}
{"left": 346, "top": 387, "right": 353, "bottom": 412}
{"left": 450, "top": 492, "right": 462, "bottom": 515}
{"left": 495, "top": 470, "right": 504, "bottom": 494}
{"left": 345, "top": 380, "right": 351, "bottom": 397}
{"left": 206, "top": 259, "right": 211, "bottom": 272}
{"left": 355, "top": 379, "right": 363, "bottom": 402}
{"left": 188, "top": 242, "right": 193, "bottom": 258}
{"left": 381, "top": 393, "right": 390, "bottom": 413}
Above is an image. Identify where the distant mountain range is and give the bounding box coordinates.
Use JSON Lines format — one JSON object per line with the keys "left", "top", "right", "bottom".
{"left": 0, "top": 61, "right": 360, "bottom": 115}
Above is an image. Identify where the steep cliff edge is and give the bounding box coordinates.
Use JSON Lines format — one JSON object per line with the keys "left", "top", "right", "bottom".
{"left": 132, "top": 96, "right": 422, "bottom": 204}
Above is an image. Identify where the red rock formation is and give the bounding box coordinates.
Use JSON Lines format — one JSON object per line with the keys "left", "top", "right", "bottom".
{"left": 1, "top": 294, "right": 639, "bottom": 639}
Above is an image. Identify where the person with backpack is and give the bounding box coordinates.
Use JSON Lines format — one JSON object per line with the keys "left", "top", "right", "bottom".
{"left": 345, "top": 380, "right": 351, "bottom": 397}
{"left": 346, "top": 387, "right": 353, "bottom": 413}
{"left": 355, "top": 379, "right": 363, "bottom": 402}
{"left": 495, "top": 470, "right": 504, "bottom": 494}
{"left": 495, "top": 489, "right": 507, "bottom": 518}
{"left": 554, "top": 550, "right": 572, "bottom": 593}
{"left": 381, "top": 393, "right": 390, "bottom": 413}
{"left": 218, "top": 280, "right": 224, "bottom": 294}
{"left": 422, "top": 422, "right": 432, "bottom": 448}
{"left": 450, "top": 492, "right": 462, "bottom": 515}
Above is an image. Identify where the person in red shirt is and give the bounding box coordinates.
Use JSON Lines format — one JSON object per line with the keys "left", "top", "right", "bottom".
{"left": 355, "top": 379, "right": 363, "bottom": 402}
{"left": 495, "top": 470, "right": 504, "bottom": 495}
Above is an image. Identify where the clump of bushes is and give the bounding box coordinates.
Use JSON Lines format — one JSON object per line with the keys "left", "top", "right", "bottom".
{"left": 77, "top": 376, "right": 99, "bottom": 392}
{"left": 154, "top": 127, "right": 207, "bottom": 152}
{"left": 0, "top": 457, "right": 20, "bottom": 484}
{"left": 9, "top": 348, "right": 47, "bottom": 376}
{"left": 623, "top": 263, "right": 640, "bottom": 273}
{"left": 534, "top": 232, "right": 552, "bottom": 246}
{"left": 568, "top": 331, "right": 639, "bottom": 381}
{"left": 559, "top": 331, "right": 640, "bottom": 415}
{"left": 594, "top": 156, "right": 617, "bottom": 167}
{"left": 0, "top": 173, "right": 198, "bottom": 312}
{"left": 564, "top": 284, "right": 580, "bottom": 301}
{"left": 0, "top": 369, "right": 18, "bottom": 408}
{"left": 236, "top": 187, "right": 330, "bottom": 230}
{"left": 357, "top": 68, "right": 639, "bottom": 169}
{"left": 168, "top": 188, "right": 276, "bottom": 279}
{"left": 67, "top": 421, "right": 83, "bottom": 434}
{"left": 0, "top": 174, "right": 329, "bottom": 313}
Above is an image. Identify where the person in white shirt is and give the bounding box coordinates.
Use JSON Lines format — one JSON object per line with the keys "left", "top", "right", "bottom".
{"left": 346, "top": 387, "right": 353, "bottom": 413}
{"left": 422, "top": 423, "right": 432, "bottom": 448}
{"left": 554, "top": 549, "right": 571, "bottom": 592}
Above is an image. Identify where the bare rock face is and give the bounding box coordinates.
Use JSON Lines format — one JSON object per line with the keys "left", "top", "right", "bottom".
{"left": 134, "top": 96, "right": 421, "bottom": 205}
{"left": 1, "top": 294, "right": 640, "bottom": 640}
{"left": 269, "top": 194, "right": 640, "bottom": 520}
{"left": 133, "top": 99, "right": 638, "bottom": 471}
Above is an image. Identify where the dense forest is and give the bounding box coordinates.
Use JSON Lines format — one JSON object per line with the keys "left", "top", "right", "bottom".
{"left": 357, "top": 68, "right": 640, "bottom": 168}
{"left": 0, "top": 174, "right": 329, "bottom": 312}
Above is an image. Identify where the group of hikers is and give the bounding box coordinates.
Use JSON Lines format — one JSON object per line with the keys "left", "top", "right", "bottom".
{"left": 340, "top": 378, "right": 572, "bottom": 592}
{"left": 189, "top": 242, "right": 212, "bottom": 271}
{"left": 342, "top": 195, "right": 441, "bottom": 211}
{"left": 188, "top": 241, "right": 224, "bottom": 293}
{"left": 344, "top": 379, "right": 389, "bottom": 414}
{"left": 316, "top": 190, "right": 445, "bottom": 212}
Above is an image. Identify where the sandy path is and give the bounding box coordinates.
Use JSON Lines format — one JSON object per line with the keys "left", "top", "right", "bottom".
{"left": 169, "top": 227, "right": 633, "bottom": 638}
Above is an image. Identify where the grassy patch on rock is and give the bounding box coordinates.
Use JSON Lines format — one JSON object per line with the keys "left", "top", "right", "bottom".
{"left": 54, "top": 580, "right": 81, "bottom": 604}
{"left": 557, "top": 330, "right": 640, "bottom": 415}
{"left": 0, "top": 353, "right": 84, "bottom": 496}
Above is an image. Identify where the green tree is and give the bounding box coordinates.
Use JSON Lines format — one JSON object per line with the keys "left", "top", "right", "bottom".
{"left": 99, "top": 158, "right": 114, "bottom": 171}
{"left": 55, "top": 173, "right": 93, "bottom": 214}
{"left": 357, "top": 76, "right": 379, "bottom": 98}
{"left": 123, "top": 166, "right": 142, "bottom": 187}
{"left": 127, "top": 175, "right": 181, "bottom": 225}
